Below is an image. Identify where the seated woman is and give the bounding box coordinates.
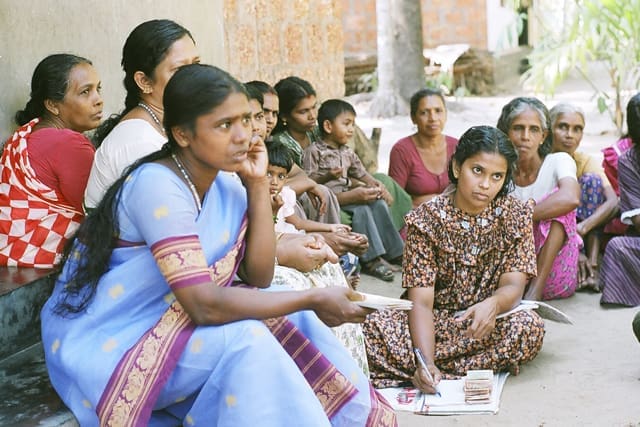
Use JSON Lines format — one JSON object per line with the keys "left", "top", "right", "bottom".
{"left": 41, "top": 64, "right": 395, "bottom": 426}
{"left": 388, "top": 88, "right": 458, "bottom": 209}
{"left": 85, "top": 19, "right": 200, "bottom": 208}
{"left": 363, "top": 126, "right": 545, "bottom": 390}
{"left": 600, "top": 92, "right": 640, "bottom": 307}
{"left": 549, "top": 103, "right": 618, "bottom": 290}
{"left": 272, "top": 76, "right": 411, "bottom": 232}
{"left": 497, "top": 97, "right": 581, "bottom": 301}
{"left": 0, "top": 54, "right": 101, "bottom": 267}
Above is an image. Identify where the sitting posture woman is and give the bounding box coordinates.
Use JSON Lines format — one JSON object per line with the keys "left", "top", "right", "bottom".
{"left": 41, "top": 64, "right": 395, "bottom": 426}
{"left": 497, "top": 97, "right": 581, "bottom": 301}
{"left": 549, "top": 103, "right": 618, "bottom": 290}
{"left": 363, "top": 126, "right": 545, "bottom": 390}
{"left": 85, "top": 19, "right": 200, "bottom": 208}
{"left": 388, "top": 88, "right": 458, "bottom": 209}
{"left": 599, "top": 92, "right": 640, "bottom": 307}
{"left": 0, "top": 53, "right": 101, "bottom": 267}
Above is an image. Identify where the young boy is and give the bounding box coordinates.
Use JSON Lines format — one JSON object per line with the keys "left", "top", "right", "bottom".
{"left": 303, "top": 99, "right": 404, "bottom": 282}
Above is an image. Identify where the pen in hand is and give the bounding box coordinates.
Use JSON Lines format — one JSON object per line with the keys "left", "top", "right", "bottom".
{"left": 413, "top": 347, "right": 441, "bottom": 397}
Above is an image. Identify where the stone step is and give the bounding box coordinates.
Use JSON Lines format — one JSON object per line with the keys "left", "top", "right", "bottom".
{"left": 0, "top": 267, "right": 55, "bottom": 360}
{"left": 0, "top": 342, "right": 77, "bottom": 426}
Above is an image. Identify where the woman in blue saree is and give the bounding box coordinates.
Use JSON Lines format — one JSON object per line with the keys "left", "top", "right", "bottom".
{"left": 41, "top": 64, "right": 396, "bottom": 427}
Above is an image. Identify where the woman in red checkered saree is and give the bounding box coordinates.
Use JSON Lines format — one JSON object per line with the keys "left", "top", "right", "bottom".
{"left": 0, "top": 54, "right": 102, "bottom": 267}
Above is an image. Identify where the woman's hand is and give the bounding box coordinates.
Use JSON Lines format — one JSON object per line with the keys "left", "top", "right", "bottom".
{"left": 455, "top": 298, "right": 498, "bottom": 340}
{"left": 238, "top": 135, "right": 268, "bottom": 181}
{"left": 307, "top": 184, "right": 327, "bottom": 215}
{"left": 329, "top": 223, "right": 351, "bottom": 233}
{"left": 412, "top": 363, "right": 442, "bottom": 394}
{"left": 276, "top": 233, "right": 338, "bottom": 272}
{"left": 311, "top": 287, "right": 372, "bottom": 326}
{"left": 320, "top": 230, "right": 369, "bottom": 256}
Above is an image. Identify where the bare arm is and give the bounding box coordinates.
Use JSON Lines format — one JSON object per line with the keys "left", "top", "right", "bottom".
{"left": 408, "top": 286, "right": 442, "bottom": 393}
{"left": 533, "top": 177, "right": 580, "bottom": 221}
{"left": 456, "top": 272, "right": 527, "bottom": 339}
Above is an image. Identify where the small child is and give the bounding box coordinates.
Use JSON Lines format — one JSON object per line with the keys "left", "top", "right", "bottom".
{"left": 267, "top": 141, "right": 350, "bottom": 235}
{"left": 303, "top": 99, "right": 404, "bottom": 282}
{"left": 268, "top": 141, "right": 362, "bottom": 285}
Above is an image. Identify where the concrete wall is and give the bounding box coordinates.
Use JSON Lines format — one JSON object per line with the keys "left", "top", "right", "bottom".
{"left": 0, "top": 0, "right": 225, "bottom": 142}
{"left": 0, "top": 0, "right": 347, "bottom": 142}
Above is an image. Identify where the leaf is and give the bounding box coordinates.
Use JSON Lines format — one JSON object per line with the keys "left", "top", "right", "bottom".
{"left": 597, "top": 96, "right": 608, "bottom": 114}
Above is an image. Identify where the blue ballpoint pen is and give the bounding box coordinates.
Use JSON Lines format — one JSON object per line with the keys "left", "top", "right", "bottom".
{"left": 413, "top": 347, "right": 441, "bottom": 397}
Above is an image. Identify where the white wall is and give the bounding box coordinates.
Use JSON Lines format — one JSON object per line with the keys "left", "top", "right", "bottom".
{"left": 0, "top": 0, "right": 225, "bottom": 142}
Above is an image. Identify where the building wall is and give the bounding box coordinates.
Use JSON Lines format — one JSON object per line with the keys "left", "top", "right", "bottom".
{"left": 0, "top": 0, "right": 346, "bottom": 142}
{"left": 0, "top": 0, "right": 226, "bottom": 142}
{"left": 223, "top": 0, "right": 345, "bottom": 101}
{"left": 342, "top": 0, "right": 488, "bottom": 56}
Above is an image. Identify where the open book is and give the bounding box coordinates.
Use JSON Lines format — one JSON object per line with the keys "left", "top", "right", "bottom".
{"left": 352, "top": 292, "right": 413, "bottom": 311}
{"left": 454, "top": 300, "right": 572, "bottom": 324}
{"left": 377, "top": 372, "right": 509, "bottom": 415}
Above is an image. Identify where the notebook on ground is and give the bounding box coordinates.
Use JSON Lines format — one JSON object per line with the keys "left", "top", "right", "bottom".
{"left": 377, "top": 372, "right": 509, "bottom": 415}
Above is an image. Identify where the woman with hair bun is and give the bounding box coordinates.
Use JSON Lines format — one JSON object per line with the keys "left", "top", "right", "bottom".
{"left": 0, "top": 53, "right": 102, "bottom": 267}
{"left": 84, "top": 19, "right": 200, "bottom": 208}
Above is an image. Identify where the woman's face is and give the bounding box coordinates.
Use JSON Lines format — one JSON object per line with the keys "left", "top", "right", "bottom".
{"left": 145, "top": 35, "right": 200, "bottom": 105}
{"left": 262, "top": 93, "right": 279, "bottom": 137}
{"left": 179, "top": 92, "right": 253, "bottom": 174}
{"left": 53, "top": 62, "right": 103, "bottom": 132}
{"left": 412, "top": 95, "right": 447, "bottom": 138}
{"left": 285, "top": 95, "right": 317, "bottom": 133}
{"left": 453, "top": 151, "right": 508, "bottom": 215}
{"left": 507, "top": 108, "right": 547, "bottom": 159}
{"left": 248, "top": 98, "right": 267, "bottom": 141}
{"left": 551, "top": 112, "right": 584, "bottom": 155}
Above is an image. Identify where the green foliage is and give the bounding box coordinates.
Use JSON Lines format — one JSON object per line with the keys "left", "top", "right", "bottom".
{"left": 522, "top": 0, "right": 640, "bottom": 134}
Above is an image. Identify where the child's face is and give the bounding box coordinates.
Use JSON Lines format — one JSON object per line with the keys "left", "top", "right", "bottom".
{"left": 452, "top": 151, "right": 507, "bottom": 215}
{"left": 248, "top": 99, "right": 267, "bottom": 141}
{"left": 267, "top": 164, "right": 288, "bottom": 195}
{"left": 325, "top": 111, "right": 356, "bottom": 146}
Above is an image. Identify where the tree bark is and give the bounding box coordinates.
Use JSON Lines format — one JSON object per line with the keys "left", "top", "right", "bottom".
{"left": 369, "top": 0, "right": 425, "bottom": 118}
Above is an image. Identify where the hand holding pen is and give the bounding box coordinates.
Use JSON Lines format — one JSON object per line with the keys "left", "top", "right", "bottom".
{"left": 413, "top": 348, "right": 442, "bottom": 396}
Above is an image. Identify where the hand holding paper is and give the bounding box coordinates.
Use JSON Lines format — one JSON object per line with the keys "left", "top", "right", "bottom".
{"left": 350, "top": 292, "right": 413, "bottom": 311}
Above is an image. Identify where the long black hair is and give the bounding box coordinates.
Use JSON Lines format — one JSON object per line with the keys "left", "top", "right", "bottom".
{"left": 496, "top": 96, "right": 552, "bottom": 158}
{"left": 92, "top": 19, "right": 193, "bottom": 146}
{"left": 271, "top": 76, "right": 316, "bottom": 135}
{"left": 15, "top": 54, "right": 92, "bottom": 126}
{"left": 54, "top": 64, "right": 247, "bottom": 315}
{"left": 448, "top": 125, "right": 518, "bottom": 199}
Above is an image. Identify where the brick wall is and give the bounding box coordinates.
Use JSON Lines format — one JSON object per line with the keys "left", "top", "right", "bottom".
{"left": 223, "top": 0, "right": 346, "bottom": 99}
{"left": 342, "top": 0, "right": 488, "bottom": 55}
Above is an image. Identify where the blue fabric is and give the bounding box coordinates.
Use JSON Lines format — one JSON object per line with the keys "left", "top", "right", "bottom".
{"left": 41, "top": 165, "right": 374, "bottom": 426}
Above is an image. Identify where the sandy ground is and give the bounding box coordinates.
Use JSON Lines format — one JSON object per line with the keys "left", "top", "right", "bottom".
{"left": 348, "top": 74, "right": 640, "bottom": 426}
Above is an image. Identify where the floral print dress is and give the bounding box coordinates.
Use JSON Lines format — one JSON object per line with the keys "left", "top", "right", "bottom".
{"left": 363, "top": 194, "right": 545, "bottom": 387}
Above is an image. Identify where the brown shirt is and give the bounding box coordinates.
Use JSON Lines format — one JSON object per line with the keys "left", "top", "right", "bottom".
{"left": 302, "top": 140, "right": 368, "bottom": 193}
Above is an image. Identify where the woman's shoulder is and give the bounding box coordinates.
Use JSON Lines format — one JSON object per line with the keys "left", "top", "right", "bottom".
{"left": 545, "top": 151, "right": 574, "bottom": 166}
{"left": 30, "top": 127, "right": 91, "bottom": 145}
{"left": 392, "top": 135, "right": 414, "bottom": 148}
{"left": 100, "top": 119, "right": 164, "bottom": 149}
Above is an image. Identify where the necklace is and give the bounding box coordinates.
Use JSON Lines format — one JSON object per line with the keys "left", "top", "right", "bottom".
{"left": 171, "top": 153, "right": 202, "bottom": 212}
{"left": 138, "top": 102, "right": 164, "bottom": 133}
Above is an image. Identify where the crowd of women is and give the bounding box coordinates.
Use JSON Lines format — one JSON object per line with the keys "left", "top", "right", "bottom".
{"left": 1, "top": 17, "right": 638, "bottom": 426}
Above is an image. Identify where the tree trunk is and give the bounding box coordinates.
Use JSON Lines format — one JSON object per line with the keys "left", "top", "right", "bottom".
{"left": 369, "top": 0, "right": 425, "bottom": 118}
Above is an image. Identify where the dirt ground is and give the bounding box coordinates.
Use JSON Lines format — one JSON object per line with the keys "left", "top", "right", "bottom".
{"left": 349, "top": 73, "right": 640, "bottom": 426}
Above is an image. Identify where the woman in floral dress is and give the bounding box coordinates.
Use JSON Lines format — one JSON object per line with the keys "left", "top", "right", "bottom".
{"left": 363, "top": 126, "right": 545, "bottom": 391}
